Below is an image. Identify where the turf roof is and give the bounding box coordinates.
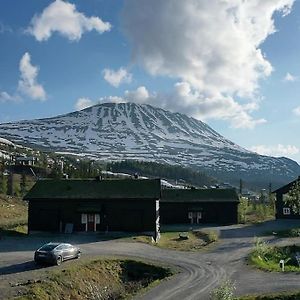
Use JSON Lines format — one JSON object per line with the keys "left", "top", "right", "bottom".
{"left": 24, "top": 178, "right": 161, "bottom": 200}
{"left": 161, "top": 188, "right": 239, "bottom": 203}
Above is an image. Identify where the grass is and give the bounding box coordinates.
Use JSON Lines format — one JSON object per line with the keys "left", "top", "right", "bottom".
{"left": 239, "top": 199, "right": 275, "bottom": 224}
{"left": 13, "top": 258, "right": 174, "bottom": 300}
{"left": 270, "top": 228, "right": 300, "bottom": 238}
{"left": 0, "top": 194, "right": 28, "bottom": 236}
{"left": 238, "top": 290, "right": 300, "bottom": 300}
{"left": 125, "top": 230, "right": 219, "bottom": 251}
{"left": 248, "top": 239, "right": 300, "bottom": 272}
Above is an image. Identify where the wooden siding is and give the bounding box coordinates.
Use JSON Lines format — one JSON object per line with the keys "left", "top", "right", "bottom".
{"left": 28, "top": 198, "right": 157, "bottom": 233}
{"left": 160, "top": 202, "right": 239, "bottom": 225}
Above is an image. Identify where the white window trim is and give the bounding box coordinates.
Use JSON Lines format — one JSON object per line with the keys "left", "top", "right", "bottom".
{"left": 283, "top": 207, "right": 291, "bottom": 215}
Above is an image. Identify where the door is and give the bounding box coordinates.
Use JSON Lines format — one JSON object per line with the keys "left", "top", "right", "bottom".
{"left": 188, "top": 211, "right": 202, "bottom": 224}
{"left": 87, "top": 214, "right": 95, "bottom": 231}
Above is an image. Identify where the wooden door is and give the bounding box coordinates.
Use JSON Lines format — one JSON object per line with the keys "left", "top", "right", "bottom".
{"left": 87, "top": 214, "right": 95, "bottom": 231}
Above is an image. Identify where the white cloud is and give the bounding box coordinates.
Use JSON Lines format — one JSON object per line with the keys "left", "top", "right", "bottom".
{"left": 75, "top": 98, "right": 94, "bottom": 111}
{"left": 28, "top": 0, "right": 111, "bottom": 41}
{"left": 0, "top": 91, "right": 17, "bottom": 103}
{"left": 283, "top": 72, "right": 297, "bottom": 82}
{"left": 124, "top": 84, "right": 266, "bottom": 129}
{"left": 293, "top": 106, "right": 300, "bottom": 116}
{"left": 125, "top": 86, "right": 149, "bottom": 103}
{"left": 122, "top": 0, "right": 294, "bottom": 128}
{"left": 18, "top": 52, "right": 46, "bottom": 101}
{"left": 250, "top": 144, "right": 299, "bottom": 158}
{"left": 0, "top": 22, "right": 12, "bottom": 34}
{"left": 75, "top": 96, "right": 125, "bottom": 111}
{"left": 103, "top": 67, "right": 132, "bottom": 87}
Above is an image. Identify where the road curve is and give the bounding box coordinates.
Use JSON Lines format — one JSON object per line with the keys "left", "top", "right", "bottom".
{"left": 1, "top": 220, "right": 300, "bottom": 300}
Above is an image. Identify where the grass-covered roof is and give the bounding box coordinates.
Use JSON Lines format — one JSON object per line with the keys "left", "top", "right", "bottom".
{"left": 24, "top": 178, "right": 161, "bottom": 200}
{"left": 161, "top": 188, "right": 239, "bottom": 203}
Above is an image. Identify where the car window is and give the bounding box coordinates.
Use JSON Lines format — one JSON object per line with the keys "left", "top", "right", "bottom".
{"left": 39, "top": 244, "right": 59, "bottom": 251}
{"left": 55, "top": 245, "right": 64, "bottom": 250}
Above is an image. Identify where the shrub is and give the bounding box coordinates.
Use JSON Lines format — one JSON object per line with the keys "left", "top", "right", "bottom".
{"left": 210, "top": 279, "right": 236, "bottom": 300}
{"left": 207, "top": 230, "right": 219, "bottom": 243}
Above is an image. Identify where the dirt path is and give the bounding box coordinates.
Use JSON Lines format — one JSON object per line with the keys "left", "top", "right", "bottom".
{"left": 0, "top": 220, "right": 299, "bottom": 300}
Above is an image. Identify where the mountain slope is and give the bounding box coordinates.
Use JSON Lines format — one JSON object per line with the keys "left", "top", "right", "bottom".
{"left": 0, "top": 102, "right": 298, "bottom": 187}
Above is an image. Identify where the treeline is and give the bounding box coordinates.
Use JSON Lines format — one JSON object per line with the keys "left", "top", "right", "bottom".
{"left": 107, "top": 160, "right": 216, "bottom": 187}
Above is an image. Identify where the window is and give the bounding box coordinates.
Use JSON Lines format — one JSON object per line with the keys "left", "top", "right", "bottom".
{"left": 81, "top": 214, "right": 87, "bottom": 224}
{"left": 188, "top": 212, "right": 193, "bottom": 219}
{"left": 95, "top": 214, "right": 100, "bottom": 224}
{"left": 283, "top": 207, "right": 291, "bottom": 215}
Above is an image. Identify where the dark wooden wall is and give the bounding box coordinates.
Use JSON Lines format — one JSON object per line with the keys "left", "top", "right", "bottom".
{"left": 28, "top": 198, "right": 157, "bottom": 233}
{"left": 160, "top": 202, "right": 239, "bottom": 225}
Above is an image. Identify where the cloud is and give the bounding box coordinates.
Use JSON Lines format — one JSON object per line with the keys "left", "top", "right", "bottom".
{"left": 283, "top": 72, "right": 297, "bottom": 82}
{"left": 28, "top": 0, "right": 111, "bottom": 41}
{"left": 124, "top": 86, "right": 149, "bottom": 103}
{"left": 18, "top": 52, "right": 46, "bottom": 101}
{"left": 75, "top": 95, "right": 127, "bottom": 111}
{"left": 0, "top": 22, "right": 12, "bottom": 34}
{"left": 75, "top": 98, "right": 94, "bottom": 111}
{"left": 122, "top": 0, "right": 294, "bottom": 127}
{"left": 103, "top": 67, "right": 132, "bottom": 87}
{"left": 0, "top": 91, "right": 16, "bottom": 103}
{"left": 124, "top": 84, "right": 266, "bottom": 129}
{"left": 250, "top": 144, "right": 299, "bottom": 158}
{"left": 293, "top": 106, "right": 300, "bottom": 116}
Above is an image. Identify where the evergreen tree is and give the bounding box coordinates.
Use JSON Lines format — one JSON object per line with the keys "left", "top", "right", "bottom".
{"left": 20, "top": 172, "right": 27, "bottom": 196}
{"left": 285, "top": 180, "right": 300, "bottom": 214}
{"left": 0, "top": 173, "right": 7, "bottom": 195}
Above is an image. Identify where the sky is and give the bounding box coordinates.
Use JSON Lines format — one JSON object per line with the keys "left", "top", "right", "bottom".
{"left": 1, "top": 0, "right": 300, "bottom": 162}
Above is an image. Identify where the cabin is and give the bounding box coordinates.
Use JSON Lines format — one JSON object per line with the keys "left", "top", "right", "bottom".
{"left": 24, "top": 178, "right": 161, "bottom": 240}
{"left": 273, "top": 177, "right": 300, "bottom": 219}
{"left": 15, "top": 156, "right": 37, "bottom": 166}
{"left": 160, "top": 188, "right": 239, "bottom": 225}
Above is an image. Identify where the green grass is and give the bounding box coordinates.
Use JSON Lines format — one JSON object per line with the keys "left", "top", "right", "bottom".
{"left": 270, "top": 228, "right": 300, "bottom": 238}
{"left": 0, "top": 194, "right": 28, "bottom": 236}
{"left": 238, "top": 290, "right": 300, "bottom": 300}
{"left": 125, "top": 230, "right": 219, "bottom": 251}
{"left": 13, "top": 258, "right": 174, "bottom": 300}
{"left": 248, "top": 240, "right": 300, "bottom": 272}
{"left": 239, "top": 199, "right": 275, "bottom": 225}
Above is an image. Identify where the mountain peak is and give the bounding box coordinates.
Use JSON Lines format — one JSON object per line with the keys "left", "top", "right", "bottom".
{"left": 0, "top": 103, "right": 299, "bottom": 187}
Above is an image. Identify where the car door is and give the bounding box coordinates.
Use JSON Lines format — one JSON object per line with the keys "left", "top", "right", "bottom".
{"left": 63, "top": 244, "right": 76, "bottom": 259}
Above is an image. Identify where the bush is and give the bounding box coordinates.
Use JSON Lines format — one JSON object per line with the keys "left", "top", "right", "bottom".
{"left": 207, "top": 230, "right": 219, "bottom": 243}
{"left": 210, "top": 279, "right": 236, "bottom": 300}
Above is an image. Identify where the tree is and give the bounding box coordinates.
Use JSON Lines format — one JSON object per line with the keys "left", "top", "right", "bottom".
{"left": 20, "top": 172, "right": 27, "bottom": 196}
{"left": 0, "top": 173, "right": 7, "bottom": 195}
{"left": 284, "top": 180, "right": 300, "bottom": 214}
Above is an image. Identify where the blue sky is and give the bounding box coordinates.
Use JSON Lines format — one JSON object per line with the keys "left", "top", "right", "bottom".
{"left": 1, "top": 0, "right": 300, "bottom": 162}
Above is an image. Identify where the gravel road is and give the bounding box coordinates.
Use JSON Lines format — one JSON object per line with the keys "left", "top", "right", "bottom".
{"left": 0, "top": 220, "right": 299, "bottom": 300}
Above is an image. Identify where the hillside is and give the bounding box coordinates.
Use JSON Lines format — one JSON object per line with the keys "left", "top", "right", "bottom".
{"left": 0, "top": 102, "right": 298, "bottom": 188}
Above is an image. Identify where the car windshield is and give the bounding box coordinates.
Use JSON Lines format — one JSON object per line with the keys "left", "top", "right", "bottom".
{"left": 39, "top": 244, "right": 59, "bottom": 251}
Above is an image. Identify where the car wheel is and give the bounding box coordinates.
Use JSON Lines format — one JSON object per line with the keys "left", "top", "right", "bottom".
{"left": 76, "top": 252, "right": 81, "bottom": 259}
{"left": 56, "top": 256, "right": 62, "bottom": 266}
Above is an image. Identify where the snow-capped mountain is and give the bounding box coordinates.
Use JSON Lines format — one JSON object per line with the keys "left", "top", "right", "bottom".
{"left": 0, "top": 102, "right": 298, "bottom": 187}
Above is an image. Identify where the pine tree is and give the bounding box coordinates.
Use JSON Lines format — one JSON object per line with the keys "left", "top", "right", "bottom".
{"left": 285, "top": 180, "right": 300, "bottom": 214}
{"left": 0, "top": 173, "right": 7, "bottom": 195}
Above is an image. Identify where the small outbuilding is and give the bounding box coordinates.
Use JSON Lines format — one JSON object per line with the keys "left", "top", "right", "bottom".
{"left": 160, "top": 188, "right": 239, "bottom": 225}
{"left": 24, "top": 178, "right": 160, "bottom": 239}
{"left": 273, "top": 177, "right": 300, "bottom": 219}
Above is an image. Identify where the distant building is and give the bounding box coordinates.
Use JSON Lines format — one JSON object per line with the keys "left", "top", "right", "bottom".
{"left": 15, "top": 156, "right": 37, "bottom": 166}
{"left": 160, "top": 188, "right": 239, "bottom": 225}
{"left": 273, "top": 177, "right": 300, "bottom": 219}
{"left": 24, "top": 178, "right": 161, "bottom": 240}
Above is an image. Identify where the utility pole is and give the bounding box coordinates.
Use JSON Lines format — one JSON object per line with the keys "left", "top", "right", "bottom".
{"left": 239, "top": 178, "right": 243, "bottom": 195}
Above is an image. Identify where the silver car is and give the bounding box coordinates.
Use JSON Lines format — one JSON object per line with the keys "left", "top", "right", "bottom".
{"left": 34, "top": 242, "right": 81, "bottom": 265}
